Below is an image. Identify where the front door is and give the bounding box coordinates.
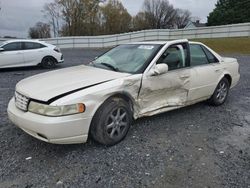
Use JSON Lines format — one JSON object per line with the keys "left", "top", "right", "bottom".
{"left": 138, "top": 43, "right": 191, "bottom": 116}
{"left": 0, "top": 42, "right": 24, "bottom": 68}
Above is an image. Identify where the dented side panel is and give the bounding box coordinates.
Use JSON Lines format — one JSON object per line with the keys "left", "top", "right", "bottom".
{"left": 138, "top": 69, "right": 191, "bottom": 116}
{"left": 52, "top": 74, "right": 143, "bottom": 118}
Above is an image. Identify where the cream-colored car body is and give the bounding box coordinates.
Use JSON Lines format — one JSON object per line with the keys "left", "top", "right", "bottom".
{"left": 7, "top": 40, "right": 240, "bottom": 144}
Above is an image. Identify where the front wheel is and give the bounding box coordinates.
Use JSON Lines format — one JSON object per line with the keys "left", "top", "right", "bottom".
{"left": 209, "top": 77, "right": 230, "bottom": 106}
{"left": 90, "top": 98, "right": 132, "bottom": 146}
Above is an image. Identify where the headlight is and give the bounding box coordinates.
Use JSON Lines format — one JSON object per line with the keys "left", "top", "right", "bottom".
{"left": 28, "top": 101, "right": 85, "bottom": 117}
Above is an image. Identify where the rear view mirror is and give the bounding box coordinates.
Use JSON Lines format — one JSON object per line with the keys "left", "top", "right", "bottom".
{"left": 0, "top": 48, "right": 4, "bottom": 52}
{"left": 149, "top": 64, "right": 169, "bottom": 76}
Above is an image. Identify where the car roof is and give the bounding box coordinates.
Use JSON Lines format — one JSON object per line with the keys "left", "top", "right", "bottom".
{"left": 128, "top": 41, "right": 168, "bottom": 45}
{"left": 1, "top": 39, "right": 48, "bottom": 45}
{"left": 127, "top": 39, "right": 189, "bottom": 45}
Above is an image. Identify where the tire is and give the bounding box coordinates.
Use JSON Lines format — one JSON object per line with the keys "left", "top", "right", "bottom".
{"left": 90, "top": 98, "right": 132, "bottom": 146}
{"left": 41, "top": 57, "right": 56, "bottom": 69}
{"left": 208, "top": 77, "right": 230, "bottom": 106}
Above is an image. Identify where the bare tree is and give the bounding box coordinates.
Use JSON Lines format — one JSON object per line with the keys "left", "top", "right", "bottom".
{"left": 29, "top": 22, "right": 51, "bottom": 39}
{"left": 143, "top": 0, "right": 177, "bottom": 29}
{"left": 57, "top": 0, "right": 106, "bottom": 36}
{"left": 43, "top": 1, "right": 62, "bottom": 37}
{"left": 175, "top": 9, "right": 191, "bottom": 29}
{"left": 132, "top": 12, "right": 149, "bottom": 31}
{"left": 101, "top": 0, "right": 132, "bottom": 34}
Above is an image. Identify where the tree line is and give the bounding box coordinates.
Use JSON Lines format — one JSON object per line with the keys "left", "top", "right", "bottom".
{"left": 29, "top": 0, "right": 191, "bottom": 38}
{"left": 29, "top": 0, "right": 250, "bottom": 38}
{"left": 207, "top": 0, "right": 250, "bottom": 26}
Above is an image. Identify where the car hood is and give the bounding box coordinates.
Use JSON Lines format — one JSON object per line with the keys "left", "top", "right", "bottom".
{"left": 16, "top": 65, "right": 130, "bottom": 102}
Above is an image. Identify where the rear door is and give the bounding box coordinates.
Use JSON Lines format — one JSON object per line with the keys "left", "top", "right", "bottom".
{"left": 0, "top": 42, "right": 24, "bottom": 68}
{"left": 23, "top": 42, "right": 46, "bottom": 66}
{"left": 188, "top": 43, "right": 223, "bottom": 102}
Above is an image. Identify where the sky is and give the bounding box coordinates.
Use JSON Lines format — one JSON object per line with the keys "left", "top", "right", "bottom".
{"left": 0, "top": 0, "right": 218, "bottom": 38}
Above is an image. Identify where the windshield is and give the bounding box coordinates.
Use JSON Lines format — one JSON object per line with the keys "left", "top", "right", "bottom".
{"left": 91, "top": 44, "right": 162, "bottom": 74}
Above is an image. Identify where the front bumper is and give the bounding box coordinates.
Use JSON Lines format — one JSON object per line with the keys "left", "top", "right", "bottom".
{"left": 7, "top": 98, "right": 92, "bottom": 144}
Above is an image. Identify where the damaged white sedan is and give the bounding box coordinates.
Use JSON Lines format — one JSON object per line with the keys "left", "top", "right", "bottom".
{"left": 8, "top": 39, "right": 240, "bottom": 145}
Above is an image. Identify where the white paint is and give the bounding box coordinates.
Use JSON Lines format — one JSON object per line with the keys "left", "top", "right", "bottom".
{"left": 0, "top": 39, "right": 63, "bottom": 68}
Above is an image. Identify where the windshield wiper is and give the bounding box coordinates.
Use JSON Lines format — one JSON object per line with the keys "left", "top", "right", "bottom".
{"left": 100, "top": 62, "right": 119, "bottom": 72}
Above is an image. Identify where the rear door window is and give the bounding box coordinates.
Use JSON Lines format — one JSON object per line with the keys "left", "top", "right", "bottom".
{"left": 24, "top": 42, "right": 45, "bottom": 50}
{"left": 201, "top": 46, "right": 219, "bottom": 63}
{"left": 190, "top": 44, "right": 209, "bottom": 66}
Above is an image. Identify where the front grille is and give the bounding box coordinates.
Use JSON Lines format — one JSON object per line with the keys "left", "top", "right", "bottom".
{"left": 15, "top": 92, "right": 29, "bottom": 111}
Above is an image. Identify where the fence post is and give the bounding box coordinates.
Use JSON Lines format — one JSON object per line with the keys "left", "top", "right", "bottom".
{"left": 194, "top": 28, "right": 197, "bottom": 39}
{"left": 210, "top": 27, "right": 213, "bottom": 39}
{"left": 227, "top": 25, "right": 231, "bottom": 38}
{"left": 248, "top": 23, "right": 250, "bottom": 37}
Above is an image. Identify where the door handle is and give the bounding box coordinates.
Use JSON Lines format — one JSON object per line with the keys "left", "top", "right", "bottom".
{"left": 215, "top": 69, "right": 222, "bottom": 72}
{"left": 180, "top": 75, "right": 190, "bottom": 79}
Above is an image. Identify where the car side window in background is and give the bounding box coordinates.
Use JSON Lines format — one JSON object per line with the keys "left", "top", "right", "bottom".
{"left": 157, "top": 43, "right": 188, "bottom": 71}
{"left": 201, "top": 46, "right": 219, "bottom": 63}
{"left": 24, "top": 42, "right": 45, "bottom": 50}
{"left": 2, "top": 42, "right": 22, "bottom": 51}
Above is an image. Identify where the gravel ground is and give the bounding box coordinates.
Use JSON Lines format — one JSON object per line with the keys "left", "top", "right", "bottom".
{"left": 0, "top": 49, "right": 249, "bottom": 188}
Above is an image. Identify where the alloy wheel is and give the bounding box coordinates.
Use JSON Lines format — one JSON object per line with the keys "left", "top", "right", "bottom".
{"left": 105, "top": 107, "right": 129, "bottom": 140}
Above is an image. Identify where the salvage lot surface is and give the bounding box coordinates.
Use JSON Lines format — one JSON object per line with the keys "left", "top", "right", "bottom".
{"left": 0, "top": 49, "right": 250, "bottom": 188}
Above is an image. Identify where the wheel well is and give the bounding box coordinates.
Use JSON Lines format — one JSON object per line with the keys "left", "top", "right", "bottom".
{"left": 92, "top": 93, "right": 134, "bottom": 123}
{"left": 224, "top": 74, "right": 232, "bottom": 86}
{"left": 41, "top": 56, "right": 58, "bottom": 64}
{"left": 105, "top": 93, "right": 134, "bottom": 114}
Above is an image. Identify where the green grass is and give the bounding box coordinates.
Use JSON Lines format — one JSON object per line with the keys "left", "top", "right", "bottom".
{"left": 192, "top": 37, "right": 250, "bottom": 54}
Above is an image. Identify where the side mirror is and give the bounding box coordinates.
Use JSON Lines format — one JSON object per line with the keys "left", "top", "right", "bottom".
{"left": 0, "top": 48, "right": 4, "bottom": 52}
{"left": 148, "top": 64, "right": 169, "bottom": 76}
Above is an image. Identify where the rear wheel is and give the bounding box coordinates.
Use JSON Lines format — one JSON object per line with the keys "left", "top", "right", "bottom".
{"left": 209, "top": 77, "right": 230, "bottom": 106}
{"left": 90, "top": 98, "right": 132, "bottom": 146}
{"left": 41, "top": 57, "right": 56, "bottom": 69}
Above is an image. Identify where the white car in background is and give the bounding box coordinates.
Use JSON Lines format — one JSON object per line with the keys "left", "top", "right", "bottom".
{"left": 0, "top": 40, "right": 64, "bottom": 69}
{"left": 7, "top": 39, "right": 240, "bottom": 146}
